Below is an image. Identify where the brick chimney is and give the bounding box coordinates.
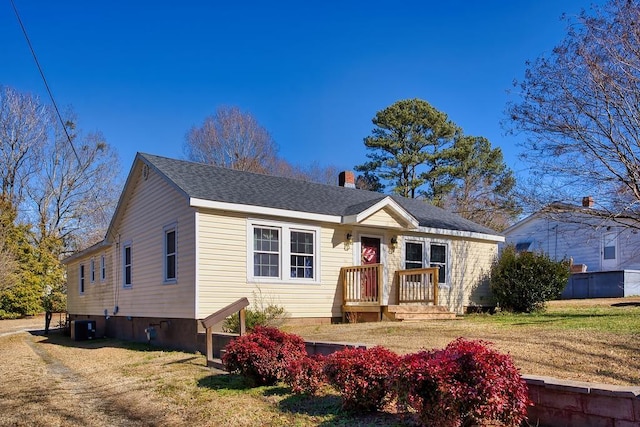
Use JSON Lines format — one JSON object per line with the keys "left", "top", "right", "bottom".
{"left": 582, "top": 196, "right": 594, "bottom": 208}
{"left": 338, "top": 171, "right": 356, "bottom": 188}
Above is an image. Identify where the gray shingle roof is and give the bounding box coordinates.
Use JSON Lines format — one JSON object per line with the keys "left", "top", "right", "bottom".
{"left": 140, "top": 153, "right": 500, "bottom": 236}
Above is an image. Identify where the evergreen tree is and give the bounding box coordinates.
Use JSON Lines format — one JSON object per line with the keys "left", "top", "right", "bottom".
{"left": 442, "top": 136, "right": 521, "bottom": 231}
{"left": 356, "top": 99, "right": 459, "bottom": 199}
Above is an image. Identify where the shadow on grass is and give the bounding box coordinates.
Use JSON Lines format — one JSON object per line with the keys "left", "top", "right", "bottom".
{"left": 612, "top": 302, "right": 640, "bottom": 307}
{"left": 278, "top": 393, "right": 413, "bottom": 426}
{"left": 197, "top": 373, "right": 251, "bottom": 391}
{"left": 30, "top": 329, "right": 174, "bottom": 353}
{"left": 195, "top": 374, "right": 413, "bottom": 426}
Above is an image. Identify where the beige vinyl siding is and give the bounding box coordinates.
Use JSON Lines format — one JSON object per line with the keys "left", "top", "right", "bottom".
{"left": 106, "top": 164, "right": 196, "bottom": 319}
{"left": 196, "top": 210, "right": 354, "bottom": 319}
{"left": 438, "top": 238, "right": 497, "bottom": 313}
{"left": 359, "top": 207, "right": 408, "bottom": 229}
{"left": 392, "top": 234, "right": 497, "bottom": 314}
{"left": 67, "top": 247, "right": 114, "bottom": 315}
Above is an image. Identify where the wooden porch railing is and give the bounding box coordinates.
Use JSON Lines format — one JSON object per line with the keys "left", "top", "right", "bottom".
{"left": 396, "top": 267, "right": 439, "bottom": 305}
{"left": 341, "top": 263, "right": 383, "bottom": 305}
{"left": 201, "top": 297, "right": 249, "bottom": 368}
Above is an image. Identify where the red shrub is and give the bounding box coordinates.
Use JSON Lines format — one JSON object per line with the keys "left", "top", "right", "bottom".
{"left": 285, "top": 354, "right": 327, "bottom": 395}
{"left": 396, "top": 338, "right": 531, "bottom": 427}
{"left": 324, "top": 346, "right": 399, "bottom": 412}
{"left": 222, "top": 326, "right": 307, "bottom": 386}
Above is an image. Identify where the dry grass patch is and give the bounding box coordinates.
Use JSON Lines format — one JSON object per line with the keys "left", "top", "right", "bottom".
{"left": 0, "top": 298, "right": 638, "bottom": 426}
{"left": 286, "top": 297, "right": 640, "bottom": 386}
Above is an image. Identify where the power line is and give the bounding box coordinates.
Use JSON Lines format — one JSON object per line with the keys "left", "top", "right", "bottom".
{"left": 10, "top": 0, "right": 82, "bottom": 167}
{"left": 10, "top": 0, "right": 116, "bottom": 248}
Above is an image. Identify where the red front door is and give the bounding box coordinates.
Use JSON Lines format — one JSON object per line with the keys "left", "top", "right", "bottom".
{"left": 361, "top": 237, "right": 381, "bottom": 300}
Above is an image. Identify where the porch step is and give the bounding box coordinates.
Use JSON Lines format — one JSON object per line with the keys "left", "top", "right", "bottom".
{"left": 384, "top": 305, "right": 457, "bottom": 321}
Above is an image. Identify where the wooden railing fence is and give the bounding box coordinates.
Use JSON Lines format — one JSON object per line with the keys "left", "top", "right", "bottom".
{"left": 396, "top": 267, "right": 439, "bottom": 305}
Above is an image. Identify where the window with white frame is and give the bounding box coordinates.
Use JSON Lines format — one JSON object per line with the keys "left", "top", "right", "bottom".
{"left": 253, "top": 226, "right": 280, "bottom": 277}
{"left": 79, "top": 264, "right": 85, "bottom": 294}
{"left": 405, "top": 242, "right": 423, "bottom": 269}
{"left": 290, "top": 230, "right": 314, "bottom": 278}
{"left": 429, "top": 243, "right": 447, "bottom": 285}
{"left": 90, "top": 258, "right": 96, "bottom": 283}
{"left": 100, "top": 254, "right": 106, "bottom": 281}
{"left": 403, "top": 240, "right": 448, "bottom": 285}
{"left": 123, "top": 243, "right": 132, "bottom": 287}
{"left": 249, "top": 221, "right": 318, "bottom": 282}
{"left": 164, "top": 225, "right": 177, "bottom": 283}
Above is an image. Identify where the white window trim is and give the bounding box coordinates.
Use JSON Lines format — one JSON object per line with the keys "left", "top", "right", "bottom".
{"left": 100, "top": 254, "right": 106, "bottom": 282}
{"left": 163, "top": 223, "right": 178, "bottom": 284}
{"left": 123, "top": 241, "right": 133, "bottom": 288}
{"left": 90, "top": 258, "right": 96, "bottom": 284}
{"left": 247, "top": 219, "right": 321, "bottom": 284}
{"left": 403, "top": 237, "right": 450, "bottom": 288}
{"left": 79, "top": 264, "right": 85, "bottom": 295}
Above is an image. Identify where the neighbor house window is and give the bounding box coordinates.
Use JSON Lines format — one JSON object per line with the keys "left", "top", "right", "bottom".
{"left": 90, "top": 258, "right": 96, "bottom": 283}
{"left": 79, "top": 264, "right": 85, "bottom": 294}
{"left": 249, "top": 221, "right": 319, "bottom": 282}
{"left": 123, "top": 243, "right": 132, "bottom": 287}
{"left": 100, "top": 254, "right": 106, "bottom": 281}
{"left": 430, "top": 243, "right": 447, "bottom": 285}
{"left": 405, "top": 242, "right": 424, "bottom": 269}
{"left": 164, "top": 225, "right": 177, "bottom": 283}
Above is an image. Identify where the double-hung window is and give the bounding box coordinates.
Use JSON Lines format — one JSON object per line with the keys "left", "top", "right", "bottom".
{"left": 123, "top": 242, "right": 132, "bottom": 287}
{"left": 253, "top": 227, "right": 280, "bottom": 277}
{"left": 90, "top": 258, "right": 96, "bottom": 283}
{"left": 100, "top": 254, "right": 106, "bottom": 281}
{"left": 250, "top": 221, "right": 319, "bottom": 283}
{"left": 164, "top": 225, "right": 177, "bottom": 283}
{"left": 429, "top": 243, "right": 447, "bottom": 285}
{"left": 79, "top": 264, "right": 85, "bottom": 294}
{"left": 405, "top": 242, "right": 423, "bottom": 269}
{"left": 290, "top": 231, "right": 314, "bottom": 278}
{"left": 404, "top": 240, "right": 448, "bottom": 285}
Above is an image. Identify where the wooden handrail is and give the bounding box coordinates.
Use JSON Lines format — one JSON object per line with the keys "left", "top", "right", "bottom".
{"left": 396, "top": 267, "right": 439, "bottom": 305}
{"left": 201, "top": 297, "right": 250, "bottom": 329}
{"left": 201, "top": 297, "right": 250, "bottom": 367}
{"left": 341, "top": 264, "right": 383, "bottom": 305}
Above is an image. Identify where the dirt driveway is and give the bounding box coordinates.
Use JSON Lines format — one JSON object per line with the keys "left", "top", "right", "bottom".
{"left": 0, "top": 316, "right": 208, "bottom": 427}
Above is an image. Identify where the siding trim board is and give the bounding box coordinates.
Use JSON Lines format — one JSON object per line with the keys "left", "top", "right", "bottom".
{"left": 190, "top": 197, "right": 342, "bottom": 224}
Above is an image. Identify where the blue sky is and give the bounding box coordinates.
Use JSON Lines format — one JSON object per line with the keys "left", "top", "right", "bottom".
{"left": 2, "top": 1, "right": 601, "bottom": 181}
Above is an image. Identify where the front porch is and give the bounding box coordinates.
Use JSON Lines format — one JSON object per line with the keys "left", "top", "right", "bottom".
{"left": 340, "top": 264, "right": 456, "bottom": 322}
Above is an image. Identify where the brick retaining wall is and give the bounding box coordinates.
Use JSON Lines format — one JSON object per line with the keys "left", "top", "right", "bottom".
{"left": 524, "top": 375, "right": 640, "bottom": 427}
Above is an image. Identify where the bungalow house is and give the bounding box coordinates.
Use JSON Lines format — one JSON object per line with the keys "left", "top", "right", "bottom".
{"left": 503, "top": 197, "right": 640, "bottom": 298}
{"left": 63, "top": 153, "right": 504, "bottom": 352}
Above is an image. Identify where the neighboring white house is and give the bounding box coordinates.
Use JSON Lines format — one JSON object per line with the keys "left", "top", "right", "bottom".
{"left": 504, "top": 197, "right": 640, "bottom": 271}
{"left": 503, "top": 197, "right": 640, "bottom": 299}
{"left": 63, "top": 153, "right": 504, "bottom": 352}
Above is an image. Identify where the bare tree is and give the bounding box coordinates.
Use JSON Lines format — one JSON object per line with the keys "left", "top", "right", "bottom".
{"left": 0, "top": 86, "right": 48, "bottom": 207}
{"left": 507, "top": 0, "right": 640, "bottom": 223}
{"left": 27, "top": 117, "right": 120, "bottom": 253}
{"left": 184, "top": 106, "right": 278, "bottom": 173}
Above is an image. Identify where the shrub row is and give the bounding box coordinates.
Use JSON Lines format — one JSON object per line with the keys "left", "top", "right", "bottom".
{"left": 222, "top": 327, "right": 531, "bottom": 427}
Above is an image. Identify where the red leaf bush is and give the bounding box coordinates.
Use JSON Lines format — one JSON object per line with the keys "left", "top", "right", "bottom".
{"left": 324, "top": 346, "right": 399, "bottom": 412}
{"left": 222, "top": 326, "right": 307, "bottom": 386}
{"left": 395, "top": 338, "right": 531, "bottom": 427}
{"left": 285, "top": 354, "right": 327, "bottom": 395}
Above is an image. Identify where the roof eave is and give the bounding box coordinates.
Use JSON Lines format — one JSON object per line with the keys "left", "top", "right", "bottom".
{"left": 418, "top": 226, "right": 505, "bottom": 242}
{"left": 190, "top": 198, "right": 343, "bottom": 223}
{"left": 62, "top": 239, "right": 110, "bottom": 264}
